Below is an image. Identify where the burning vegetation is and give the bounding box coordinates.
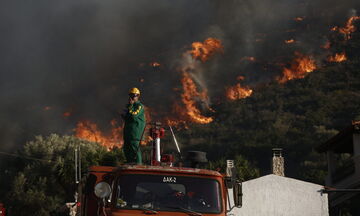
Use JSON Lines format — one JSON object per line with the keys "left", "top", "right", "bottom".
{"left": 226, "top": 83, "right": 253, "bottom": 101}
{"left": 278, "top": 52, "right": 317, "bottom": 83}
{"left": 150, "top": 62, "right": 161, "bottom": 67}
{"left": 226, "top": 76, "right": 253, "bottom": 100}
{"left": 74, "top": 35, "right": 224, "bottom": 146}
{"left": 72, "top": 15, "right": 358, "bottom": 147}
{"left": 190, "top": 38, "right": 223, "bottom": 62}
{"left": 75, "top": 120, "right": 123, "bottom": 149}
{"left": 69, "top": 12, "right": 359, "bottom": 148}
{"left": 284, "top": 39, "right": 295, "bottom": 44}
{"left": 294, "top": 17, "right": 305, "bottom": 22}
{"left": 180, "top": 72, "right": 213, "bottom": 124}
{"left": 170, "top": 37, "right": 224, "bottom": 125}
{"left": 332, "top": 16, "right": 360, "bottom": 40}
{"left": 328, "top": 52, "right": 347, "bottom": 62}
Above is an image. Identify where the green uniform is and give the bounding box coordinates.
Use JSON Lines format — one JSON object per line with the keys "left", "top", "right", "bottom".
{"left": 123, "top": 101, "right": 146, "bottom": 164}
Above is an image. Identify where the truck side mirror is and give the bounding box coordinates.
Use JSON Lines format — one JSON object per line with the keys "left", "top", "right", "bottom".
{"left": 233, "top": 182, "right": 242, "bottom": 208}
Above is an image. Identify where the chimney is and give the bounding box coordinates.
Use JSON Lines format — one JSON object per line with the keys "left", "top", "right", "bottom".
{"left": 272, "top": 148, "right": 284, "bottom": 176}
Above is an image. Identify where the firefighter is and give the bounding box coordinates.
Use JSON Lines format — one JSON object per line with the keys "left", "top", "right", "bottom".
{"left": 122, "top": 87, "right": 146, "bottom": 164}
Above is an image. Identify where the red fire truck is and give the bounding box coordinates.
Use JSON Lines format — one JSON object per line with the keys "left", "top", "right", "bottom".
{"left": 77, "top": 123, "right": 242, "bottom": 216}
{"left": 79, "top": 164, "right": 241, "bottom": 216}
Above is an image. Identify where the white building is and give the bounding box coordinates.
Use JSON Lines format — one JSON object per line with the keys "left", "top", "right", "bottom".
{"left": 228, "top": 174, "right": 329, "bottom": 216}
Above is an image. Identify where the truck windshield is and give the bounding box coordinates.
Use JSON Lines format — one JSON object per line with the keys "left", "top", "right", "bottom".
{"left": 115, "top": 174, "right": 222, "bottom": 214}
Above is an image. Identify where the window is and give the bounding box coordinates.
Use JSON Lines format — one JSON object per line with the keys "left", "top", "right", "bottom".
{"left": 115, "top": 174, "right": 222, "bottom": 214}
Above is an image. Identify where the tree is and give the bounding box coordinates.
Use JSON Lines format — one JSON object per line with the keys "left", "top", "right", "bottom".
{"left": 6, "top": 134, "right": 125, "bottom": 216}
{"left": 207, "top": 155, "right": 260, "bottom": 181}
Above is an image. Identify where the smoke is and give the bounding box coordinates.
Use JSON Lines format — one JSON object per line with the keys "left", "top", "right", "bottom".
{"left": 0, "top": 0, "right": 359, "bottom": 151}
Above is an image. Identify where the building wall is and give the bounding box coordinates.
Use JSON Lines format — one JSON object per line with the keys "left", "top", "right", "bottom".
{"left": 326, "top": 134, "right": 360, "bottom": 207}
{"left": 228, "top": 175, "right": 329, "bottom": 216}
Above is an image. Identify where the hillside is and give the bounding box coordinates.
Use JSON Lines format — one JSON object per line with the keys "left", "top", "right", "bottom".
{"left": 179, "top": 30, "right": 360, "bottom": 184}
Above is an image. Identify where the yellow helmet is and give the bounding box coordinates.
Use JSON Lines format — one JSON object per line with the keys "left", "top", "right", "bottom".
{"left": 129, "top": 87, "right": 141, "bottom": 95}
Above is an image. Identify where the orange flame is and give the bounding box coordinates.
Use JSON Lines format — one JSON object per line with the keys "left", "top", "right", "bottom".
{"left": 226, "top": 83, "right": 253, "bottom": 100}
{"left": 331, "top": 26, "right": 338, "bottom": 31}
{"left": 328, "top": 52, "right": 347, "bottom": 62}
{"left": 294, "top": 17, "right": 305, "bottom": 21}
{"left": 172, "top": 37, "right": 223, "bottom": 125}
{"left": 332, "top": 16, "right": 360, "bottom": 40}
{"left": 278, "top": 52, "right": 317, "bottom": 83}
{"left": 75, "top": 120, "right": 123, "bottom": 149}
{"left": 285, "top": 39, "right": 295, "bottom": 44}
{"left": 150, "top": 62, "right": 160, "bottom": 67}
{"left": 180, "top": 72, "right": 213, "bottom": 124}
{"left": 190, "top": 38, "right": 223, "bottom": 62}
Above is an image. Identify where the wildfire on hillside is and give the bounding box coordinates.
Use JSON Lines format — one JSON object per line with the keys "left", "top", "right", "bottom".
{"left": 294, "top": 17, "right": 305, "bottom": 22}
{"left": 76, "top": 107, "right": 154, "bottom": 148}
{"left": 278, "top": 52, "right": 317, "bottom": 83}
{"left": 150, "top": 62, "right": 161, "bottom": 67}
{"left": 190, "top": 38, "right": 223, "bottom": 62}
{"left": 169, "top": 37, "right": 224, "bottom": 125}
{"left": 332, "top": 16, "right": 360, "bottom": 40}
{"left": 328, "top": 52, "right": 347, "bottom": 62}
{"left": 75, "top": 120, "right": 123, "bottom": 149}
{"left": 72, "top": 39, "right": 222, "bottom": 145}
{"left": 180, "top": 72, "right": 213, "bottom": 124}
{"left": 72, "top": 13, "right": 357, "bottom": 142}
{"left": 285, "top": 39, "right": 295, "bottom": 44}
{"left": 226, "top": 82, "right": 253, "bottom": 101}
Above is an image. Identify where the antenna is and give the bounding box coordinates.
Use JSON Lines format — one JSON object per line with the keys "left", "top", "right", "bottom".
{"left": 75, "top": 147, "right": 78, "bottom": 184}
{"left": 75, "top": 145, "right": 81, "bottom": 184}
{"left": 169, "top": 125, "right": 181, "bottom": 155}
{"left": 78, "top": 145, "right": 81, "bottom": 181}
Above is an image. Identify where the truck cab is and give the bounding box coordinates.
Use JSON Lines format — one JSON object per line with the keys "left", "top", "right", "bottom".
{"left": 80, "top": 164, "right": 241, "bottom": 216}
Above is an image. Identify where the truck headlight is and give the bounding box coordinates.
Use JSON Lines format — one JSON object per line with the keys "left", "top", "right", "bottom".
{"left": 94, "top": 182, "right": 112, "bottom": 199}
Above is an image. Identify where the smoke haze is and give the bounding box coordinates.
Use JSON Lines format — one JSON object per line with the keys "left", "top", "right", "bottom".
{"left": 0, "top": 0, "right": 359, "bottom": 151}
